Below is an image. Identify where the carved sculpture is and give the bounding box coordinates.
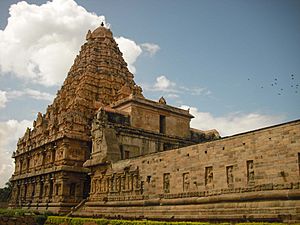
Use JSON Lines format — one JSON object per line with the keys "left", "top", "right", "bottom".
{"left": 163, "top": 173, "right": 170, "bottom": 193}
{"left": 183, "top": 172, "right": 190, "bottom": 191}
{"left": 226, "top": 166, "right": 234, "bottom": 187}
{"left": 247, "top": 160, "right": 254, "bottom": 183}
{"left": 205, "top": 166, "right": 213, "bottom": 186}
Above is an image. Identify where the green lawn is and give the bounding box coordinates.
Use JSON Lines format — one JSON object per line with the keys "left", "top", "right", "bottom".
{"left": 45, "top": 216, "right": 297, "bottom": 225}
{"left": 0, "top": 210, "right": 298, "bottom": 225}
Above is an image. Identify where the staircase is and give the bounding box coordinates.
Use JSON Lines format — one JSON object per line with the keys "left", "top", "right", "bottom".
{"left": 66, "top": 198, "right": 87, "bottom": 217}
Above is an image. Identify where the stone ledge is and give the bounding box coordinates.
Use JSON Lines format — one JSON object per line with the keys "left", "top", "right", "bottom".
{"left": 11, "top": 165, "right": 90, "bottom": 180}
{"left": 85, "top": 189, "right": 300, "bottom": 207}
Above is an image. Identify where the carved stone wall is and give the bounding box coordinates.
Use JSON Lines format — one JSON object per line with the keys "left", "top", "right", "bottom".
{"left": 84, "top": 106, "right": 203, "bottom": 168}
{"left": 76, "top": 120, "right": 300, "bottom": 222}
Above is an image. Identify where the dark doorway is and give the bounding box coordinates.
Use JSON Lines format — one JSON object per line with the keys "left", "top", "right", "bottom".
{"left": 159, "top": 115, "right": 166, "bottom": 134}
{"left": 83, "top": 175, "right": 91, "bottom": 199}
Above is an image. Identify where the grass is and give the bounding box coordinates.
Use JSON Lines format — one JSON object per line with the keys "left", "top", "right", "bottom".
{"left": 45, "top": 216, "right": 296, "bottom": 225}
{"left": 0, "top": 211, "right": 297, "bottom": 225}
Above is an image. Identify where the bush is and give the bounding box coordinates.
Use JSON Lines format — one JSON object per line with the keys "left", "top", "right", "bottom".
{"left": 0, "top": 208, "right": 32, "bottom": 217}
{"left": 35, "top": 214, "right": 47, "bottom": 225}
{"left": 0, "top": 208, "right": 53, "bottom": 225}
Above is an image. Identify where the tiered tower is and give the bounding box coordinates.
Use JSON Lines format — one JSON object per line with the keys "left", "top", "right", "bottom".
{"left": 10, "top": 23, "right": 143, "bottom": 212}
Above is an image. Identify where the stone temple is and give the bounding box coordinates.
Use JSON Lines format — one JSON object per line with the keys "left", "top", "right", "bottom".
{"left": 9, "top": 24, "right": 300, "bottom": 222}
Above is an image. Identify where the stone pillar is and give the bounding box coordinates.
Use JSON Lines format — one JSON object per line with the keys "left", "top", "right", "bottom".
{"left": 38, "top": 178, "right": 45, "bottom": 202}
{"left": 19, "top": 160, "right": 23, "bottom": 174}
{"left": 75, "top": 181, "right": 82, "bottom": 201}
{"left": 110, "top": 176, "right": 114, "bottom": 192}
{"left": 95, "top": 178, "right": 100, "bottom": 194}
{"left": 44, "top": 174, "right": 54, "bottom": 203}
{"left": 26, "top": 181, "right": 32, "bottom": 202}
{"left": 49, "top": 178, "right": 54, "bottom": 200}
{"left": 106, "top": 176, "right": 110, "bottom": 193}
{"left": 116, "top": 176, "right": 121, "bottom": 192}
{"left": 23, "top": 182, "right": 28, "bottom": 201}
{"left": 16, "top": 183, "right": 21, "bottom": 206}
{"left": 43, "top": 180, "right": 49, "bottom": 201}
{"left": 60, "top": 178, "right": 70, "bottom": 202}
{"left": 53, "top": 179, "right": 63, "bottom": 203}
{"left": 34, "top": 177, "right": 41, "bottom": 201}
{"left": 21, "top": 181, "right": 28, "bottom": 206}
{"left": 19, "top": 185, "right": 23, "bottom": 205}
{"left": 26, "top": 156, "right": 31, "bottom": 173}
{"left": 99, "top": 178, "right": 103, "bottom": 193}
{"left": 42, "top": 151, "right": 46, "bottom": 167}
{"left": 121, "top": 175, "right": 126, "bottom": 191}
{"left": 91, "top": 178, "right": 96, "bottom": 194}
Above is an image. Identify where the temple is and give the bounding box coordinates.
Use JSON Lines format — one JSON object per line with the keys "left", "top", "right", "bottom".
{"left": 9, "top": 24, "right": 300, "bottom": 222}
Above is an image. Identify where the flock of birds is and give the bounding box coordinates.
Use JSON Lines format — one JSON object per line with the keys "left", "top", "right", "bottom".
{"left": 248, "top": 74, "right": 299, "bottom": 95}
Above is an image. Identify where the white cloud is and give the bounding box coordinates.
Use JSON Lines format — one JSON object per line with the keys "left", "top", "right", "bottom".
{"left": 115, "top": 37, "right": 142, "bottom": 74}
{"left": 0, "top": 0, "right": 104, "bottom": 86}
{"left": 181, "top": 105, "right": 283, "bottom": 136}
{"left": 166, "top": 93, "right": 179, "bottom": 99}
{"left": 154, "top": 75, "right": 176, "bottom": 91}
{"left": 6, "top": 88, "right": 54, "bottom": 101}
{"left": 0, "top": 90, "right": 8, "bottom": 108}
{"left": 0, "top": 120, "right": 32, "bottom": 188}
{"left": 23, "top": 88, "right": 54, "bottom": 101}
{"left": 0, "top": 0, "right": 159, "bottom": 86}
{"left": 141, "top": 43, "right": 160, "bottom": 56}
{"left": 147, "top": 75, "right": 210, "bottom": 98}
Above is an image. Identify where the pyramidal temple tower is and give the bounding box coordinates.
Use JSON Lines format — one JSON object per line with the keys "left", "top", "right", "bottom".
{"left": 9, "top": 23, "right": 220, "bottom": 214}
{"left": 9, "top": 23, "right": 144, "bottom": 212}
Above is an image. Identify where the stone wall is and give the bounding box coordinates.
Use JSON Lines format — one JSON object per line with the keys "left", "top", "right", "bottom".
{"left": 76, "top": 119, "right": 300, "bottom": 222}
{"left": 114, "top": 97, "right": 192, "bottom": 138}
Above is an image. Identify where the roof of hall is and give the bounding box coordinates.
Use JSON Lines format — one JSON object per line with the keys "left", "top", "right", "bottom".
{"left": 110, "top": 95, "right": 194, "bottom": 118}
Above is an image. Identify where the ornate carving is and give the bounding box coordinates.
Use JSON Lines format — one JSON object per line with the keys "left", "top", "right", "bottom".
{"left": 159, "top": 96, "right": 166, "bottom": 104}
{"left": 183, "top": 172, "right": 190, "bottom": 191}
{"left": 163, "top": 173, "right": 170, "bottom": 193}
{"left": 205, "top": 166, "right": 213, "bottom": 186}
{"left": 226, "top": 166, "right": 234, "bottom": 188}
{"left": 247, "top": 160, "right": 254, "bottom": 184}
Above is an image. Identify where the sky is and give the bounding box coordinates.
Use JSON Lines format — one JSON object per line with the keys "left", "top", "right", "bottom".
{"left": 0, "top": 0, "right": 299, "bottom": 187}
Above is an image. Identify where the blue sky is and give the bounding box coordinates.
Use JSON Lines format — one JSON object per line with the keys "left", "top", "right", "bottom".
{"left": 0, "top": 0, "right": 299, "bottom": 187}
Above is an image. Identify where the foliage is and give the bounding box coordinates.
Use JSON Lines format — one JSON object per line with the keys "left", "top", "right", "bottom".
{"left": 35, "top": 214, "right": 48, "bottom": 225}
{"left": 0, "top": 208, "right": 32, "bottom": 216}
{"left": 0, "top": 208, "right": 50, "bottom": 225}
{"left": 0, "top": 182, "right": 12, "bottom": 202}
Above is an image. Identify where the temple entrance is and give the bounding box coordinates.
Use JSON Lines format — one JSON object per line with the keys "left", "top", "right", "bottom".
{"left": 83, "top": 175, "right": 90, "bottom": 199}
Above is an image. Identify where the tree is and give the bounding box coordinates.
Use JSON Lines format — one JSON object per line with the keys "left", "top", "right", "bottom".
{"left": 0, "top": 182, "right": 12, "bottom": 202}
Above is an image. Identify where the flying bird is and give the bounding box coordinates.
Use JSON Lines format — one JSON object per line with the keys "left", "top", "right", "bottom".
{"left": 250, "top": 73, "right": 298, "bottom": 95}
